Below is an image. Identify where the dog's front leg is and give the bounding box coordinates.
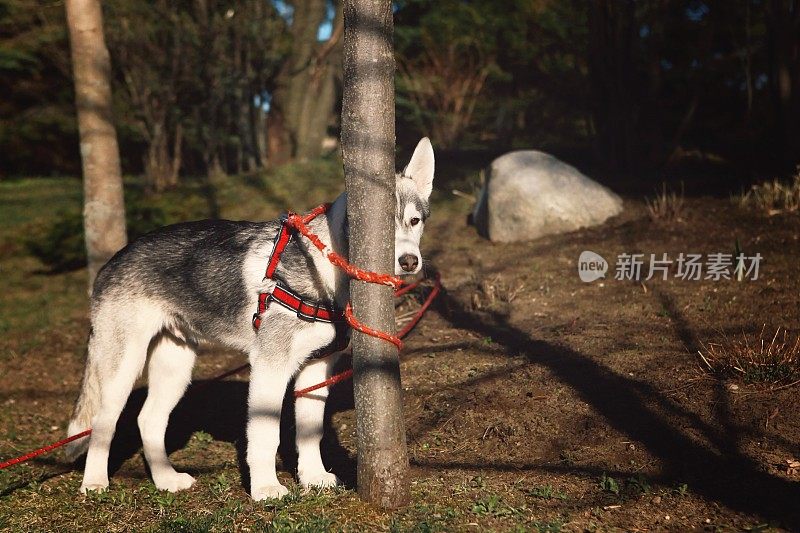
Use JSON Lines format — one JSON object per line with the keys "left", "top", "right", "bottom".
{"left": 246, "top": 354, "right": 292, "bottom": 501}
{"left": 294, "top": 353, "right": 342, "bottom": 489}
{"left": 246, "top": 314, "right": 335, "bottom": 501}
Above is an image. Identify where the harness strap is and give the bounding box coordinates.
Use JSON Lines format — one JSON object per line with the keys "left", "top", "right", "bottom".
{"left": 264, "top": 217, "right": 291, "bottom": 279}
{"left": 252, "top": 284, "right": 345, "bottom": 329}
{"left": 252, "top": 209, "right": 346, "bottom": 335}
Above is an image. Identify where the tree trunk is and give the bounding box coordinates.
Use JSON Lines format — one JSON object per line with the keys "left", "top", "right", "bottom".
{"left": 65, "top": 0, "right": 127, "bottom": 291}
{"left": 267, "top": 0, "right": 342, "bottom": 164}
{"left": 587, "top": 0, "right": 638, "bottom": 173}
{"left": 342, "top": 0, "right": 410, "bottom": 509}
{"left": 767, "top": 0, "right": 800, "bottom": 169}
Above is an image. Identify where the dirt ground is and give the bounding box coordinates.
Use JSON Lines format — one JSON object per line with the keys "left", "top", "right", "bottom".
{"left": 1, "top": 175, "right": 799, "bottom": 531}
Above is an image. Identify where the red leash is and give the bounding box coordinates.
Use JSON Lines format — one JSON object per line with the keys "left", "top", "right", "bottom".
{"left": 0, "top": 204, "right": 440, "bottom": 471}
{"left": 0, "top": 430, "right": 92, "bottom": 470}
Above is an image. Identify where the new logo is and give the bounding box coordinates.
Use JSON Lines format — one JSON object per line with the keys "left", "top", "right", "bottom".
{"left": 578, "top": 250, "right": 608, "bottom": 282}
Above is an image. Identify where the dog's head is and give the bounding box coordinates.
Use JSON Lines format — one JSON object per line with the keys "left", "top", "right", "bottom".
{"left": 395, "top": 137, "right": 435, "bottom": 275}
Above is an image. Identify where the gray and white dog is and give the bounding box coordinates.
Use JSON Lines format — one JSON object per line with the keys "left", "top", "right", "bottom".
{"left": 65, "top": 138, "right": 435, "bottom": 500}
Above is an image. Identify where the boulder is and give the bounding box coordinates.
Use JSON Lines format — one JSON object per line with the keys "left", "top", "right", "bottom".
{"left": 472, "top": 150, "right": 622, "bottom": 242}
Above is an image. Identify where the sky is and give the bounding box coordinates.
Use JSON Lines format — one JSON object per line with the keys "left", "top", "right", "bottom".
{"left": 272, "top": 0, "right": 334, "bottom": 40}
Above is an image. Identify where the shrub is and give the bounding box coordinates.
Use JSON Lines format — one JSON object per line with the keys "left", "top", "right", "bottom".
{"left": 645, "top": 182, "right": 685, "bottom": 223}
{"left": 734, "top": 166, "right": 800, "bottom": 215}
{"left": 25, "top": 201, "right": 167, "bottom": 273}
{"left": 698, "top": 326, "right": 800, "bottom": 387}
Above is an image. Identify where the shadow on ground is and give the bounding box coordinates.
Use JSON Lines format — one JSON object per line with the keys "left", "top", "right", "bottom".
{"left": 36, "top": 361, "right": 358, "bottom": 496}
{"left": 417, "top": 284, "right": 800, "bottom": 529}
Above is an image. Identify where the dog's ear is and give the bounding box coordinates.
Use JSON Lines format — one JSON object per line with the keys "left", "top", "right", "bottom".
{"left": 403, "top": 137, "right": 435, "bottom": 200}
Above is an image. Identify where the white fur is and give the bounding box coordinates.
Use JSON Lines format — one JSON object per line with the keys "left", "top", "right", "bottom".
{"left": 404, "top": 137, "right": 435, "bottom": 199}
{"left": 80, "top": 302, "right": 166, "bottom": 493}
{"left": 137, "top": 335, "right": 197, "bottom": 492}
{"left": 294, "top": 354, "right": 342, "bottom": 488}
{"left": 394, "top": 196, "right": 425, "bottom": 275}
{"left": 247, "top": 305, "right": 336, "bottom": 501}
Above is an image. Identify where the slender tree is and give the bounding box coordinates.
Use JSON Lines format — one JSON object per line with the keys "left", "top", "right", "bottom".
{"left": 65, "top": 0, "right": 127, "bottom": 289}
{"left": 342, "top": 0, "right": 410, "bottom": 508}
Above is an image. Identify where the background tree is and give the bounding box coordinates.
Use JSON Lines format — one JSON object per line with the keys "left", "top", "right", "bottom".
{"left": 2, "top": 1, "right": 798, "bottom": 185}
{"left": 105, "top": 0, "right": 288, "bottom": 189}
{"left": 266, "top": 0, "right": 344, "bottom": 164}
{"left": 64, "top": 0, "right": 127, "bottom": 288}
{"left": 0, "top": 1, "right": 76, "bottom": 177}
{"left": 766, "top": 0, "right": 800, "bottom": 166}
{"left": 394, "top": 0, "right": 505, "bottom": 149}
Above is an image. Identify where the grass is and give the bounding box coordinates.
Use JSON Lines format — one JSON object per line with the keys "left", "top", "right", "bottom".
{"left": 698, "top": 326, "right": 800, "bottom": 387}
{"left": 734, "top": 166, "right": 800, "bottom": 216}
{"left": 645, "top": 182, "right": 685, "bottom": 223}
{"left": 0, "top": 167, "right": 570, "bottom": 532}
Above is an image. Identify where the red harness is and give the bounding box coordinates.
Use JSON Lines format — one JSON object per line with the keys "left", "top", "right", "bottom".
{"left": 252, "top": 210, "right": 346, "bottom": 331}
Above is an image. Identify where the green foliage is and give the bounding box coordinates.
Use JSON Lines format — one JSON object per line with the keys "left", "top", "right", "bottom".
{"left": 25, "top": 197, "right": 167, "bottom": 272}
{"left": 599, "top": 473, "right": 620, "bottom": 495}
{"left": 471, "top": 494, "right": 515, "bottom": 517}
{"left": 0, "top": 0, "right": 77, "bottom": 176}
{"left": 531, "top": 520, "right": 564, "bottom": 533}
{"left": 395, "top": 0, "right": 589, "bottom": 150}
{"left": 262, "top": 514, "right": 333, "bottom": 533}
{"left": 527, "top": 484, "right": 568, "bottom": 500}
{"left": 626, "top": 474, "right": 651, "bottom": 495}
{"left": 104, "top": 0, "right": 290, "bottom": 184}
{"left": 152, "top": 516, "right": 213, "bottom": 533}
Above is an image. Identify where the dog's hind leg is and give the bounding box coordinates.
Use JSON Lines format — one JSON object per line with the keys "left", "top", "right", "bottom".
{"left": 137, "top": 334, "right": 196, "bottom": 492}
{"left": 80, "top": 310, "right": 159, "bottom": 494}
{"left": 294, "top": 354, "right": 341, "bottom": 489}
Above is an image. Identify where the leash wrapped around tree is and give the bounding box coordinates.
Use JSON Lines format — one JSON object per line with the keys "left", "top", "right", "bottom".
{"left": 0, "top": 203, "right": 441, "bottom": 471}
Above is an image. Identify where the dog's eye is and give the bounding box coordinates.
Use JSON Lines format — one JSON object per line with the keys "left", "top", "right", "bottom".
{"left": 410, "top": 217, "right": 420, "bottom": 226}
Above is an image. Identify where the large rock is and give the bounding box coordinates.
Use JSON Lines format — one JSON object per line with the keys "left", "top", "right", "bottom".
{"left": 472, "top": 150, "right": 623, "bottom": 242}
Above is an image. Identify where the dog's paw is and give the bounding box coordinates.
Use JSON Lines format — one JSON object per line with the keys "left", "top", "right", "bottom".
{"left": 154, "top": 472, "right": 196, "bottom": 493}
{"left": 252, "top": 483, "right": 289, "bottom": 501}
{"left": 300, "top": 471, "right": 339, "bottom": 489}
{"left": 79, "top": 482, "right": 109, "bottom": 495}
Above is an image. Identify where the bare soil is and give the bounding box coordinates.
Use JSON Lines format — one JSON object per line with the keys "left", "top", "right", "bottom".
{"left": 1, "top": 186, "right": 799, "bottom": 531}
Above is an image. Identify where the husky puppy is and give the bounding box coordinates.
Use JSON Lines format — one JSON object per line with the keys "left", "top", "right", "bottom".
{"left": 65, "top": 138, "right": 435, "bottom": 500}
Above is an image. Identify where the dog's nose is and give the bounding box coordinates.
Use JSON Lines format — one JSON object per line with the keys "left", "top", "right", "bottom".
{"left": 398, "top": 254, "right": 419, "bottom": 272}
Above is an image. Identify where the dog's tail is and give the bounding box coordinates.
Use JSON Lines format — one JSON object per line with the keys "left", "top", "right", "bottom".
{"left": 64, "top": 335, "right": 102, "bottom": 462}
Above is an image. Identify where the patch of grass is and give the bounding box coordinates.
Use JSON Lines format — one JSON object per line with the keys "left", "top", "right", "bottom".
{"left": 470, "top": 274, "right": 525, "bottom": 312}
{"left": 734, "top": 166, "right": 800, "bottom": 216}
{"left": 390, "top": 503, "right": 461, "bottom": 533}
{"left": 471, "top": 493, "right": 520, "bottom": 517}
{"left": 526, "top": 484, "right": 568, "bottom": 500}
{"left": 141, "top": 481, "right": 177, "bottom": 509}
{"left": 151, "top": 516, "right": 214, "bottom": 533}
{"left": 530, "top": 519, "right": 564, "bottom": 533}
{"left": 262, "top": 513, "right": 334, "bottom": 532}
{"left": 210, "top": 472, "right": 231, "bottom": 499}
{"left": 626, "top": 474, "right": 651, "bottom": 495}
{"left": 645, "top": 182, "right": 685, "bottom": 223}
{"left": 599, "top": 473, "right": 620, "bottom": 495}
{"left": 191, "top": 431, "right": 214, "bottom": 447}
{"left": 673, "top": 483, "right": 689, "bottom": 497}
{"left": 699, "top": 326, "right": 800, "bottom": 387}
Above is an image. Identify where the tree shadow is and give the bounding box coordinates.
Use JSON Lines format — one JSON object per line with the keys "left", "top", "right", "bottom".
{"left": 29, "top": 362, "right": 357, "bottom": 497}
{"left": 429, "top": 287, "right": 800, "bottom": 528}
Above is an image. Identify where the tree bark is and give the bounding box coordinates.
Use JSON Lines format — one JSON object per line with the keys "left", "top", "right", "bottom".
{"left": 267, "top": 0, "right": 343, "bottom": 164}
{"left": 342, "top": 0, "right": 410, "bottom": 509}
{"left": 588, "top": 0, "right": 638, "bottom": 173}
{"left": 767, "top": 0, "right": 800, "bottom": 169}
{"left": 65, "top": 0, "right": 127, "bottom": 291}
